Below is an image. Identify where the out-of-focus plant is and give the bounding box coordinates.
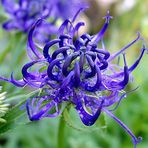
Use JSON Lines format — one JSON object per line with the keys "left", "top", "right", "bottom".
{"left": 1, "top": 0, "right": 85, "bottom": 32}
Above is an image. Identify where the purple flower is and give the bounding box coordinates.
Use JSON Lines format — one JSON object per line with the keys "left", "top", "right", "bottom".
{"left": 1, "top": 0, "right": 58, "bottom": 44}
{"left": 0, "top": 9, "right": 147, "bottom": 147}
{"left": 1, "top": 0, "right": 86, "bottom": 33}
{"left": 1, "top": 0, "right": 51, "bottom": 32}
{"left": 50, "top": 0, "right": 87, "bottom": 19}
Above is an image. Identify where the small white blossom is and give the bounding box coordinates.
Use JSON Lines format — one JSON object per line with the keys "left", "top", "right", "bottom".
{"left": 0, "top": 87, "right": 9, "bottom": 123}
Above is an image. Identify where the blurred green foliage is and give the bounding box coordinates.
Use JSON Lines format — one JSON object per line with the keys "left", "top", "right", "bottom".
{"left": 0, "top": 0, "right": 148, "bottom": 148}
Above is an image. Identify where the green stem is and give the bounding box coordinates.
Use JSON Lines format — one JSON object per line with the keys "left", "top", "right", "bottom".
{"left": 57, "top": 116, "right": 66, "bottom": 148}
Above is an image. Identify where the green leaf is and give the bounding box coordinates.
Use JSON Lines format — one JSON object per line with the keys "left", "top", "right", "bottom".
{"left": 0, "top": 89, "right": 41, "bottom": 135}
{"left": 0, "top": 97, "right": 26, "bottom": 134}
{"left": 63, "top": 107, "right": 107, "bottom": 133}
{"left": 63, "top": 107, "right": 84, "bottom": 132}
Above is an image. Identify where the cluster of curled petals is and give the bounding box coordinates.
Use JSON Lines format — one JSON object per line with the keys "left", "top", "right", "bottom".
{"left": 0, "top": 9, "right": 147, "bottom": 147}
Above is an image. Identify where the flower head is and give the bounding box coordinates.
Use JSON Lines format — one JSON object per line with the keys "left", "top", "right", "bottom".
{"left": 1, "top": 0, "right": 86, "bottom": 33}
{"left": 1, "top": 0, "right": 51, "bottom": 32}
{"left": 0, "top": 9, "right": 147, "bottom": 147}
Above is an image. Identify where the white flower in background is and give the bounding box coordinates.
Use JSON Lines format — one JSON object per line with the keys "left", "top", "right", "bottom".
{"left": 0, "top": 87, "right": 9, "bottom": 123}
{"left": 116, "top": 0, "right": 136, "bottom": 14}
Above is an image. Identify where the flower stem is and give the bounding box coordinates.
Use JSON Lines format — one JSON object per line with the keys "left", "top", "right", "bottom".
{"left": 57, "top": 116, "right": 66, "bottom": 148}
